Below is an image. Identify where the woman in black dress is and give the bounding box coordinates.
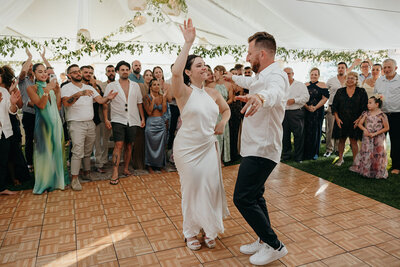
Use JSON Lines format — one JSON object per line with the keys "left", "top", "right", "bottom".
{"left": 332, "top": 71, "right": 368, "bottom": 166}
{"left": 304, "top": 68, "right": 329, "bottom": 160}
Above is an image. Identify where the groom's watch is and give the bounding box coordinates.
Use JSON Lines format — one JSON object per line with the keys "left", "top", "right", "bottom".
{"left": 256, "top": 94, "right": 266, "bottom": 104}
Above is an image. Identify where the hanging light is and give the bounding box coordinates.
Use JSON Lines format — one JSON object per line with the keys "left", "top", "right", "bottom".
{"left": 133, "top": 15, "right": 147, "bottom": 26}
{"left": 128, "top": 0, "right": 147, "bottom": 11}
{"left": 162, "top": 0, "right": 181, "bottom": 16}
{"left": 77, "top": 28, "right": 91, "bottom": 44}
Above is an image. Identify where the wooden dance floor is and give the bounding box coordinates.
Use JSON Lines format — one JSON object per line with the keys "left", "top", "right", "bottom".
{"left": 1, "top": 164, "right": 400, "bottom": 266}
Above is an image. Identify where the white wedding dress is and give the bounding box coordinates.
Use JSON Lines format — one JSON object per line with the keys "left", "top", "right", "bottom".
{"left": 174, "top": 84, "right": 229, "bottom": 239}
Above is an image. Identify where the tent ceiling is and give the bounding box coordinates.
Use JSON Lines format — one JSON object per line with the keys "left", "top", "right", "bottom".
{"left": 1, "top": 0, "right": 400, "bottom": 53}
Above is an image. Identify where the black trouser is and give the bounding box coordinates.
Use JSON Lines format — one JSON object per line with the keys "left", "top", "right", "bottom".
{"left": 22, "top": 112, "right": 35, "bottom": 166}
{"left": 387, "top": 112, "right": 400, "bottom": 169}
{"left": 233, "top": 156, "right": 280, "bottom": 249}
{"left": 167, "top": 104, "right": 180, "bottom": 150}
{"left": 282, "top": 109, "right": 305, "bottom": 161}
{"left": 0, "top": 135, "right": 11, "bottom": 191}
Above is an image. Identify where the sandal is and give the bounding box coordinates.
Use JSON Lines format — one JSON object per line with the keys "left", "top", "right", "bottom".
{"left": 185, "top": 238, "right": 201, "bottom": 251}
{"left": 204, "top": 236, "right": 216, "bottom": 249}
{"left": 110, "top": 178, "right": 119, "bottom": 185}
{"left": 200, "top": 229, "right": 216, "bottom": 249}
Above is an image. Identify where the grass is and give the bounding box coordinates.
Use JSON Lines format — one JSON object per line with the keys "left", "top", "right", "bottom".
{"left": 283, "top": 144, "right": 400, "bottom": 209}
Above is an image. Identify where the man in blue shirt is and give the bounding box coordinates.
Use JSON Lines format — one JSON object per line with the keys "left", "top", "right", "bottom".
{"left": 128, "top": 60, "right": 144, "bottom": 83}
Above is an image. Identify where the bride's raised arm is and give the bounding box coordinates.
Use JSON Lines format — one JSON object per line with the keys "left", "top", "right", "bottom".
{"left": 171, "top": 19, "right": 196, "bottom": 101}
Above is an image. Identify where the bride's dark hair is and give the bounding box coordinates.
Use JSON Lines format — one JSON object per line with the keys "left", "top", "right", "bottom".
{"left": 183, "top": 54, "right": 201, "bottom": 86}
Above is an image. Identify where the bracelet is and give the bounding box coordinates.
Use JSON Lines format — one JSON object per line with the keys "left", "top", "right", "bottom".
{"left": 43, "top": 92, "right": 49, "bottom": 97}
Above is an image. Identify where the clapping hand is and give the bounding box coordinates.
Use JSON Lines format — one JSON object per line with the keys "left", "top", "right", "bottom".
{"left": 10, "top": 90, "right": 21, "bottom": 105}
{"left": 40, "top": 46, "right": 46, "bottom": 59}
{"left": 26, "top": 47, "right": 32, "bottom": 58}
{"left": 180, "top": 18, "right": 196, "bottom": 44}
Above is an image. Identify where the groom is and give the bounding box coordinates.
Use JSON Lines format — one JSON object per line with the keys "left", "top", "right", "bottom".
{"left": 225, "top": 32, "right": 289, "bottom": 265}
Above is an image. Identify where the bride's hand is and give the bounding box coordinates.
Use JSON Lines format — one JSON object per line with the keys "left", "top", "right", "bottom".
{"left": 179, "top": 18, "right": 196, "bottom": 44}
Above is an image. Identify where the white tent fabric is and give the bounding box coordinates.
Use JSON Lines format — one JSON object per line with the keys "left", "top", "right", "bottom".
{"left": 1, "top": 0, "right": 400, "bottom": 78}
{"left": 2, "top": 0, "right": 400, "bottom": 50}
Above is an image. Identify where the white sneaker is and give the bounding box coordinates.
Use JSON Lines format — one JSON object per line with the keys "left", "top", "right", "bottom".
{"left": 239, "top": 238, "right": 263, "bottom": 255}
{"left": 249, "top": 242, "right": 288, "bottom": 266}
{"left": 71, "top": 178, "right": 82, "bottom": 191}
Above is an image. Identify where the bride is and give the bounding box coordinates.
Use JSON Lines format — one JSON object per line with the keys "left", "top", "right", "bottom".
{"left": 171, "top": 18, "right": 230, "bottom": 250}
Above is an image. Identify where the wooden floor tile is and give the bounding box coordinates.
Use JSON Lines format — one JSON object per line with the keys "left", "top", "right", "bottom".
{"left": 1, "top": 226, "right": 41, "bottom": 247}
{"left": 0, "top": 164, "right": 398, "bottom": 266}
{"left": 324, "top": 225, "right": 395, "bottom": 251}
{"left": 350, "top": 246, "right": 400, "bottom": 267}
{"left": 36, "top": 250, "right": 77, "bottom": 267}
{"left": 156, "top": 247, "right": 201, "bottom": 266}
{"left": 321, "top": 253, "right": 368, "bottom": 267}
{"left": 77, "top": 228, "right": 113, "bottom": 249}
{"left": 193, "top": 239, "right": 233, "bottom": 263}
{"left": 119, "top": 254, "right": 160, "bottom": 266}
{"left": 203, "top": 257, "right": 243, "bottom": 267}
{"left": 76, "top": 245, "right": 117, "bottom": 267}
{"left": 114, "top": 237, "right": 153, "bottom": 258}
{"left": 38, "top": 233, "right": 76, "bottom": 256}
{"left": 0, "top": 240, "right": 39, "bottom": 264}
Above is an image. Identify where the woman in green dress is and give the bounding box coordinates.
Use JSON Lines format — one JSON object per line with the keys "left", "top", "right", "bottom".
{"left": 213, "top": 65, "right": 234, "bottom": 163}
{"left": 27, "top": 63, "right": 69, "bottom": 194}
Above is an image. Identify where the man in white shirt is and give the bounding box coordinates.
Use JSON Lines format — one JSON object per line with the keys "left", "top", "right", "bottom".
{"left": 61, "top": 64, "right": 117, "bottom": 191}
{"left": 281, "top": 67, "right": 309, "bottom": 162}
{"left": 0, "top": 87, "right": 20, "bottom": 195}
{"left": 225, "top": 32, "right": 289, "bottom": 266}
{"left": 324, "top": 62, "right": 347, "bottom": 157}
{"left": 374, "top": 58, "right": 400, "bottom": 175}
{"left": 103, "top": 61, "right": 145, "bottom": 185}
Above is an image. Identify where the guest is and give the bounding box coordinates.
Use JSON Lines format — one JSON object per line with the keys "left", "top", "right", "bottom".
{"left": 165, "top": 64, "right": 180, "bottom": 153}
{"left": 362, "top": 64, "right": 382, "bottom": 97}
{"left": 96, "top": 65, "right": 115, "bottom": 173}
{"left": 26, "top": 63, "right": 68, "bottom": 194}
{"left": 359, "top": 60, "right": 372, "bottom": 83}
{"left": 18, "top": 49, "right": 35, "bottom": 173}
{"left": 153, "top": 66, "right": 171, "bottom": 144}
{"left": 304, "top": 68, "right": 329, "bottom": 160}
{"left": 229, "top": 75, "right": 243, "bottom": 161}
{"left": 324, "top": 62, "right": 347, "bottom": 157}
{"left": 374, "top": 58, "right": 400, "bottom": 174}
{"left": 281, "top": 67, "right": 309, "bottom": 162}
{"left": 62, "top": 64, "right": 117, "bottom": 190}
{"left": 143, "top": 78, "right": 168, "bottom": 173}
{"left": 132, "top": 69, "right": 153, "bottom": 170}
{"left": 205, "top": 65, "right": 215, "bottom": 87}
{"left": 0, "top": 79, "right": 20, "bottom": 195}
{"left": 143, "top": 69, "right": 153, "bottom": 93}
{"left": 229, "top": 68, "right": 238, "bottom": 75}
{"left": 213, "top": 65, "right": 233, "bottom": 163}
{"left": 350, "top": 95, "right": 389, "bottom": 179}
{"left": 128, "top": 60, "right": 144, "bottom": 83}
{"left": 1, "top": 65, "right": 30, "bottom": 186}
{"left": 234, "top": 63, "right": 244, "bottom": 76}
{"left": 244, "top": 66, "right": 253, "bottom": 77}
{"left": 103, "top": 61, "right": 145, "bottom": 185}
{"left": 332, "top": 72, "right": 368, "bottom": 166}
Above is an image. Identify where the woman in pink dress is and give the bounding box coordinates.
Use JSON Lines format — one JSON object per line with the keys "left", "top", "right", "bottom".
{"left": 350, "top": 95, "right": 389, "bottom": 179}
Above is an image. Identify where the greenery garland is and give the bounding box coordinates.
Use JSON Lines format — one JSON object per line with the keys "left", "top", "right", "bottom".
{"left": 0, "top": 0, "right": 388, "bottom": 65}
